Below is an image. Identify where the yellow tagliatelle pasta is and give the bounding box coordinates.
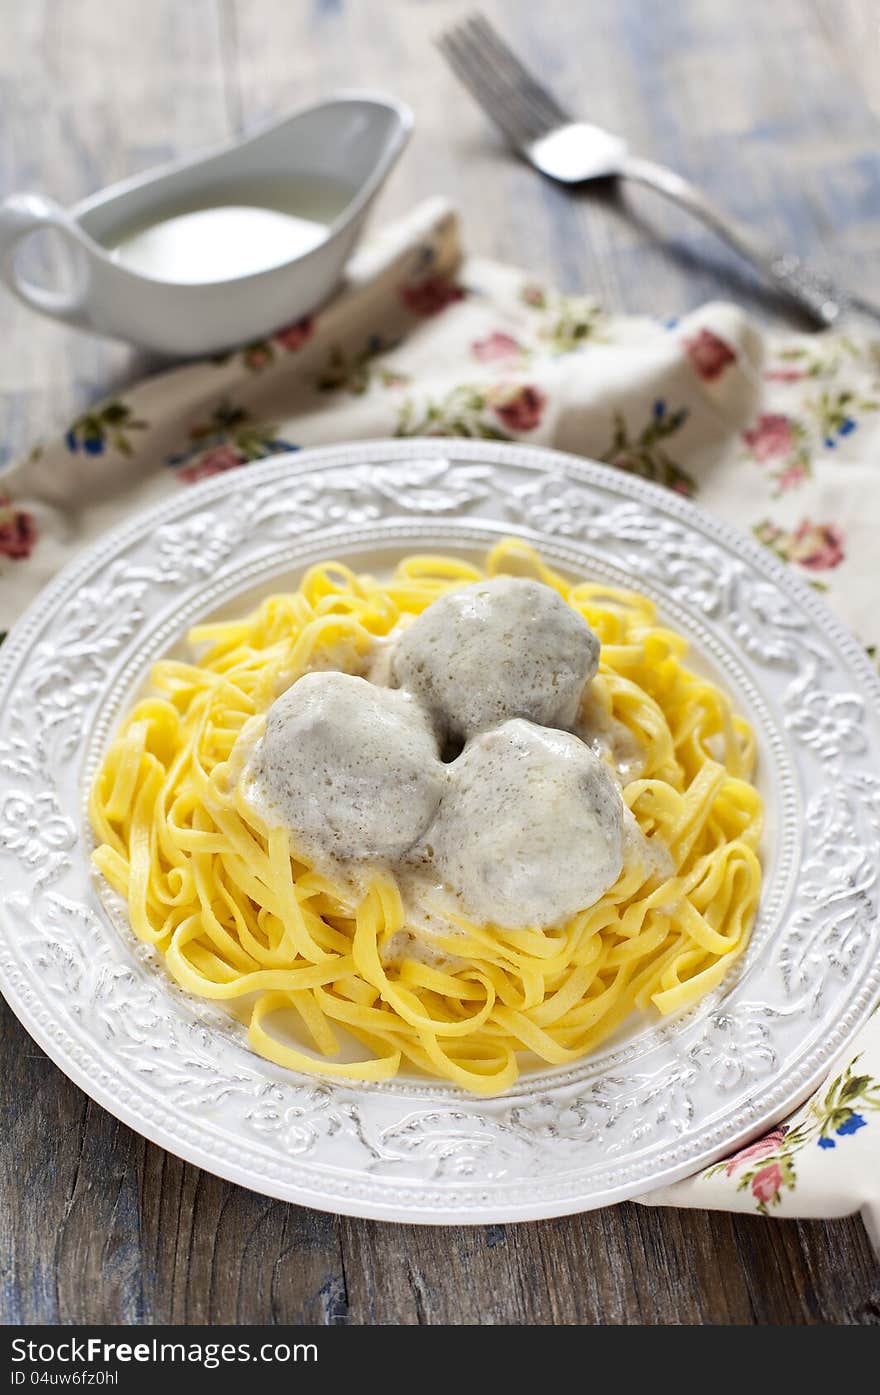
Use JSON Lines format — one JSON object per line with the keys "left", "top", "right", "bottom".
{"left": 89, "top": 539, "right": 763, "bottom": 1095}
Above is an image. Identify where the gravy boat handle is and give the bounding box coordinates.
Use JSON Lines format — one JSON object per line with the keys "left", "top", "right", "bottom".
{"left": 0, "top": 193, "right": 93, "bottom": 328}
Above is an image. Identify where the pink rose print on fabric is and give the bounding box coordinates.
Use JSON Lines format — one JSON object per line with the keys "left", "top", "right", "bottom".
{"left": 177, "top": 445, "right": 246, "bottom": 484}
{"left": 275, "top": 316, "right": 314, "bottom": 352}
{"left": 0, "top": 495, "right": 38, "bottom": 561}
{"left": 520, "top": 282, "right": 547, "bottom": 308}
{"left": 751, "top": 1162, "right": 784, "bottom": 1205}
{"left": 401, "top": 275, "right": 466, "bottom": 317}
{"left": 753, "top": 518, "right": 846, "bottom": 570}
{"left": 472, "top": 331, "right": 522, "bottom": 363}
{"left": 775, "top": 462, "right": 808, "bottom": 492}
{"left": 724, "top": 1128, "right": 787, "bottom": 1177}
{"left": 491, "top": 384, "right": 546, "bottom": 433}
{"left": 789, "top": 519, "right": 845, "bottom": 571}
{"left": 743, "top": 413, "right": 795, "bottom": 463}
{"left": 764, "top": 367, "right": 805, "bottom": 384}
{"left": 683, "top": 327, "right": 736, "bottom": 381}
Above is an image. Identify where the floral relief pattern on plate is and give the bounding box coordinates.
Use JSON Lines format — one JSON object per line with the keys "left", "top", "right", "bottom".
{"left": 1, "top": 440, "right": 879, "bottom": 1222}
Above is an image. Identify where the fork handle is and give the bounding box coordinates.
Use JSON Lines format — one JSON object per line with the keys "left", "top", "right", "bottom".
{"left": 621, "top": 155, "right": 880, "bottom": 329}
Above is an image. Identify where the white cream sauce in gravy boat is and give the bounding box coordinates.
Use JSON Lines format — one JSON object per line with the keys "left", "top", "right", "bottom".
{"left": 0, "top": 93, "right": 412, "bottom": 356}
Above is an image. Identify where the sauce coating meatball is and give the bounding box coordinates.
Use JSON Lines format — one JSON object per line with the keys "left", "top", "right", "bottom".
{"left": 424, "top": 718, "right": 623, "bottom": 929}
{"left": 245, "top": 671, "right": 445, "bottom": 863}
{"left": 391, "top": 577, "right": 599, "bottom": 739}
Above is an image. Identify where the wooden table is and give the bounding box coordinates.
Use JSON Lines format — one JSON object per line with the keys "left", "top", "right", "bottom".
{"left": 2, "top": 0, "right": 879, "bottom": 1325}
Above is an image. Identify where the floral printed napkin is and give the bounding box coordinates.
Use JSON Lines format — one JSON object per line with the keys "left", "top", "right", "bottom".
{"left": 1, "top": 197, "right": 879, "bottom": 1241}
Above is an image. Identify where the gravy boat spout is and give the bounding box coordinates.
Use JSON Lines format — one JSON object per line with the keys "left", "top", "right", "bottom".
{"left": 0, "top": 93, "right": 413, "bottom": 356}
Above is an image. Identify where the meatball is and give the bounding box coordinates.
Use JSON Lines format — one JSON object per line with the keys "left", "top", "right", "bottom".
{"left": 245, "top": 671, "right": 445, "bottom": 863}
{"left": 424, "top": 719, "right": 623, "bottom": 929}
{"left": 391, "top": 577, "right": 599, "bottom": 740}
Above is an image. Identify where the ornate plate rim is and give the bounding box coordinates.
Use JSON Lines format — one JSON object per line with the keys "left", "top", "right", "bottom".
{"left": 1, "top": 436, "right": 879, "bottom": 1224}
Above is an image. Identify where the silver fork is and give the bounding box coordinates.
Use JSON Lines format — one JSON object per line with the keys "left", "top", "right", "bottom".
{"left": 438, "top": 14, "right": 880, "bottom": 328}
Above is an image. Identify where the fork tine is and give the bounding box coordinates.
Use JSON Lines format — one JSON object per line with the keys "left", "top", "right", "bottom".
{"left": 440, "top": 34, "right": 554, "bottom": 145}
{"left": 437, "top": 15, "right": 571, "bottom": 146}
{"left": 437, "top": 34, "right": 533, "bottom": 143}
{"left": 440, "top": 21, "right": 548, "bottom": 138}
{"left": 437, "top": 29, "right": 541, "bottom": 145}
{"left": 439, "top": 27, "right": 539, "bottom": 139}
{"left": 459, "top": 14, "right": 572, "bottom": 129}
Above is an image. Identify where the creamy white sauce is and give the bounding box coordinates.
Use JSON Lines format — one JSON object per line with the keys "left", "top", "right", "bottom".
{"left": 391, "top": 577, "right": 600, "bottom": 739}
{"left": 238, "top": 576, "right": 667, "bottom": 943}
{"left": 417, "top": 719, "right": 624, "bottom": 930}
{"left": 365, "top": 618, "right": 413, "bottom": 688}
{"left": 380, "top": 926, "right": 464, "bottom": 972}
{"left": 104, "top": 177, "right": 350, "bottom": 284}
{"left": 620, "top": 804, "right": 674, "bottom": 884}
{"left": 268, "top": 620, "right": 411, "bottom": 699}
{"left": 243, "top": 671, "right": 445, "bottom": 866}
{"left": 577, "top": 689, "right": 646, "bottom": 783}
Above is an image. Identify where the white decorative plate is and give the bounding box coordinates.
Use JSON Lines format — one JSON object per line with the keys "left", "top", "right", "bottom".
{"left": 2, "top": 439, "right": 879, "bottom": 1224}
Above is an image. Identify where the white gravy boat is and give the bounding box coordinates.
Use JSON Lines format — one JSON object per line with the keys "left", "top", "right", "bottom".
{"left": 0, "top": 93, "right": 412, "bottom": 356}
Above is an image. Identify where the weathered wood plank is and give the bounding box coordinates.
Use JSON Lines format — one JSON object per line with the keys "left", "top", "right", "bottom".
{"left": 334, "top": 1205, "right": 879, "bottom": 1326}
{"left": 0, "top": 0, "right": 231, "bottom": 1328}
{"left": 0, "top": 0, "right": 230, "bottom": 470}
{"left": 3, "top": 1008, "right": 879, "bottom": 1323}
{"left": 227, "top": 0, "right": 880, "bottom": 320}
